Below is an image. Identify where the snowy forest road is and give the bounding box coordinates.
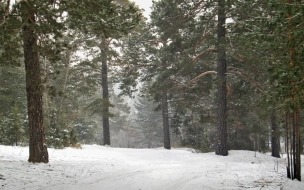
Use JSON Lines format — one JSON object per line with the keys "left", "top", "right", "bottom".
{"left": 45, "top": 146, "right": 285, "bottom": 190}
{"left": 1, "top": 145, "right": 301, "bottom": 190}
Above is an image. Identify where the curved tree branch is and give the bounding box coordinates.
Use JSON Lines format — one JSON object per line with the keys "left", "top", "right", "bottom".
{"left": 187, "top": 71, "right": 217, "bottom": 85}
{"left": 227, "top": 66, "right": 266, "bottom": 95}
{"left": 193, "top": 48, "right": 216, "bottom": 62}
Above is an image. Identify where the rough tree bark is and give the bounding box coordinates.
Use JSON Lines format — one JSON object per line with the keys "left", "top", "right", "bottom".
{"left": 271, "top": 111, "right": 280, "bottom": 158}
{"left": 161, "top": 89, "right": 171, "bottom": 150}
{"left": 294, "top": 111, "right": 301, "bottom": 181}
{"left": 23, "top": 12, "right": 48, "bottom": 163}
{"left": 101, "top": 35, "right": 111, "bottom": 146}
{"left": 215, "top": 0, "right": 228, "bottom": 156}
{"left": 285, "top": 0, "right": 301, "bottom": 181}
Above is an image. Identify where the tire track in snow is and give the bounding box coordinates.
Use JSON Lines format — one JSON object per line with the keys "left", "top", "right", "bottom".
{"left": 48, "top": 166, "right": 165, "bottom": 190}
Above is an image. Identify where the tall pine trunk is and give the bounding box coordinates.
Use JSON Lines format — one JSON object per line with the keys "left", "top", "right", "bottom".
{"left": 23, "top": 13, "right": 48, "bottom": 163}
{"left": 101, "top": 35, "right": 110, "bottom": 146}
{"left": 294, "top": 111, "right": 301, "bottom": 181}
{"left": 271, "top": 111, "right": 280, "bottom": 158}
{"left": 215, "top": 0, "right": 228, "bottom": 156}
{"left": 285, "top": 0, "right": 301, "bottom": 181}
{"left": 161, "top": 89, "right": 171, "bottom": 149}
{"left": 286, "top": 112, "right": 301, "bottom": 181}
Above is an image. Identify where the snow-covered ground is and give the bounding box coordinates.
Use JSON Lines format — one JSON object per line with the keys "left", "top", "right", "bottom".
{"left": 0, "top": 145, "right": 303, "bottom": 190}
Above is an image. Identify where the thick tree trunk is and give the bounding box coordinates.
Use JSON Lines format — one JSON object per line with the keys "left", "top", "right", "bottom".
{"left": 286, "top": 111, "right": 301, "bottom": 181}
{"left": 215, "top": 0, "right": 228, "bottom": 156}
{"left": 161, "top": 89, "right": 171, "bottom": 149}
{"left": 101, "top": 36, "right": 110, "bottom": 146}
{"left": 23, "top": 13, "right": 48, "bottom": 163}
{"left": 271, "top": 111, "right": 280, "bottom": 158}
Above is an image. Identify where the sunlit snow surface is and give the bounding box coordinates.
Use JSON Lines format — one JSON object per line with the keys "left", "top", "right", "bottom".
{"left": 0, "top": 145, "right": 303, "bottom": 190}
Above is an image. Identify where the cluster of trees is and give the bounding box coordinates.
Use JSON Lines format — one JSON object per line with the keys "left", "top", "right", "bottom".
{"left": 0, "top": 0, "right": 303, "bottom": 181}
{"left": 0, "top": 0, "right": 142, "bottom": 163}
{"left": 118, "top": 0, "right": 304, "bottom": 181}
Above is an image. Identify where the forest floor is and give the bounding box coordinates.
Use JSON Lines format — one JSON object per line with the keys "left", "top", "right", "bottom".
{"left": 0, "top": 145, "right": 303, "bottom": 190}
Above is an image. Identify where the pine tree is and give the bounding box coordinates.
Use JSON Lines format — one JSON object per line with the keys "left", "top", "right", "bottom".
{"left": 107, "top": 81, "right": 132, "bottom": 147}
{"left": 0, "top": 0, "right": 68, "bottom": 163}
{"left": 132, "top": 0, "right": 188, "bottom": 149}
{"left": 229, "top": 0, "right": 304, "bottom": 180}
{"left": 133, "top": 93, "right": 163, "bottom": 148}
{"left": 0, "top": 63, "right": 28, "bottom": 145}
{"left": 67, "top": 0, "right": 141, "bottom": 146}
{"left": 118, "top": 0, "right": 217, "bottom": 150}
{"left": 42, "top": 32, "right": 96, "bottom": 148}
{"left": 271, "top": 111, "right": 280, "bottom": 158}
{"left": 215, "top": 0, "right": 228, "bottom": 156}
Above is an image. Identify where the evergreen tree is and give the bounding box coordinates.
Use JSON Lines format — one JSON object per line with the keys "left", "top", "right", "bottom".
{"left": 119, "top": 0, "right": 191, "bottom": 149}
{"left": 0, "top": 65, "right": 27, "bottom": 119}
{"left": 227, "top": 0, "right": 303, "bottom": 180}
{"left": 0, "top": 104, "right": 27, "bottom": 146}
{"left": 118, "top": 0, "right": 216, "bottom": 150}
{"left": 215, "top": 0, "right": 228, "bottom": 156}
{"left": 108, "top": 83, "right": 133, "bottom": 147}
{"left": 133, "top": 93, "right": 163, "bottom": 148}
{"left": 0, "top": 61, "right": 28, "bottom": 145}
{"left": 267, "top": 0, "right": 304, "bottom": 181}
{"left": 67, "top": 0, "right": 141, "bottom": 146}
{"left": 271, "top": 111, "right": 280, "bottom": 158}
{"left": 0, "top": 0, "right": 68, "bottom": 162}
{"left": 10, "top": 104, "right": 26, "bottom": 146}
{"left": 42, "top": 31, "right": 97, "bottom": 148}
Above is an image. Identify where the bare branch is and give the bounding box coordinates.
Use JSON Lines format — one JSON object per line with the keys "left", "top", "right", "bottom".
{"left": 171, "top": 66, "right": 266, "bottom": 97}
{"left": 187, "top": 71, "right": 217, "bottom": 85}
{"left": 126, "top": 63, "right": 156, "bottom": 75}
{"left": 193, "top": 48, "right": 216, "bottom": 62}
{"left": 194, "top": 28, "right": 217, "bottom": 49}
{"left": 227, "top": 66, "right": 266, "bottom": 95}
{"left": 192, "top": 0, "right": 205, "bottom": 11}
{"left": 170, "top": 70, "right": 217, "bottom": 91}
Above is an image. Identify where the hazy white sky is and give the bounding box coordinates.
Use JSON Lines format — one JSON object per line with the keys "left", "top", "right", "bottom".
{"left": 131, "top": 0, "right": 153, "bottom": 19}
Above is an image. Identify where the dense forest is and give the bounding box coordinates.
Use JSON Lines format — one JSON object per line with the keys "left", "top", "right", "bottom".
{"left": 0, "top": 0, "right": 303, "bottom": 181}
